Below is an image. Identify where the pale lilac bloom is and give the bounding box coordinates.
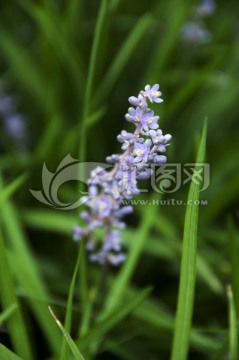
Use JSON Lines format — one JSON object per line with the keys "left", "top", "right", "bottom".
{"left": 104, "top": 230, "right": 122, "bottom": 252}
{"left": 141, "top": 111, "right": 159, "bottom": 131}
{"left": 108, "top": 253, "right": 126, "bottom": 266}
{"left": 133, "top": 141, "right": 151, "bottom": 163}
{"left": 115, "top": 206, "right": 133, "bottom": 217}
{"left": 144, "top": 84, "right": 163, "bottom": 103}
{"left": 0, "top": 94, "right": 26, "bottom": 144}
{"left": 149, "top": 130, "right": 172, "bottom": 151}
{"left": 90, "top": 251, "right": 125, "bottom": 266}
{"left": 95, "top": 198, "right": 112, "bottom": 217}
{"left": 90, "top": 252, "right": 107, "bottom": 265}
{"left": 152, "top": 155, "right": 167, "bottom": 164}
{"left": 182, "top": 0, "right": 215, "bottom": 45}
{"left": 118, "top": 167, "right": 137, "bottom": 191}
{"left": 0, "top": 95, "right": 15, "bottom": 115}
{"left": 128, "top": 94, "right": 147, "bottom": 107}
{"left": 73, "top": 84, "right": 171, "bottom": 266}
{"left": 182, "top": 22, "right": 211, "bottom": 44}
{"left": 73, "top": 225, "right": 85, "bottom": 241}
{"left": 195, "top": 0, "right": 216, "bottom": 18}
{"left": 4, "top": 114, "right": 25, "bottom": 140}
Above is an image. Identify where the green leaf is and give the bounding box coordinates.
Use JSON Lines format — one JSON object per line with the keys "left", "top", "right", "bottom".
{"left": 126, "top": 285, "right": 220, "bottom": 353}
{"left": 0, "top": 174, "right": 28, "bottom": 206}
{"left": 227, "top": 285, "right": 238, "bottom": 360}
{"left": 93, "top": 13, "right": 152, "bottom": 105}
{"left": 15, "top": 0, "right": 84, "bottom": 96}
{"left": 0, "top": 28, "right": 51, "bottom": 113}
{"left": 60, "top": 253, "right": 81, "bottom": 360}
{"left": 0, "top": 228, "right": 33, "bottom": 359}
{"left": 79, "top": 0, "right": 108, "bottom": 162}
{"left": 0, "top": 344, "right": 23, "bottom": 360}
{"left": 0, "top": 175, "right": 61, "bottom": 354}
{"left": 49, "top": 307, "right": 85, "bottom": 360}
{"left": 228, "top": 217, "right": 239, "bottom": 317}
{"left": 62, "top": 106, "right": 107, "bottom": 153}
{"left": 0, "top": 304, "right": 18, "bottom": 326}
{"left": 21, "top": 209, "right": 75, "bottom": 235}
{"left": 170, "top": 119, "right": 207, "bottom": 360}
{"left": 100, "top": 199, "right": 157, "bottom": 319}
{"left": 78, "top": 0, "right": 109, "bottom": 338}
{"left": 77, "top": 287, "right": 152, "bottom": 350}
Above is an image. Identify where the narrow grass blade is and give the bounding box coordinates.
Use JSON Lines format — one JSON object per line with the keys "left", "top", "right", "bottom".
{"left": 126, "top": 285, "right": 220, "bottom": 353}
{"left": 77, "top": 287, "right": 152, "bottom": 350}
{"left": 15, "top": 0, "right": 84, "bottom": 95}
{"left": 170, "top": 119, "right": 207, "bottom": 360}
{"left": 210, "top": 339, "right": 228, "bottom": 360}
{"left": 60, "top": 253, "right": 81, "bottom": 360}
{"left": 0, "top": 229, "right": 33, "bottom": 359}
{"left": 62, "top": 106, "right": 106, "bottom": 153}
{"left": 63, "top": 0, "right": 83, "bottom": 36}
{"left": 100, "top": 200, "right": 157, "bottom": 318}
{"left": 145, "top": 0, "right": 190, "bottom": 81}
{"left": 0, "top": 175, "right": 61, "bottom": 353}
{"left": 0, "top": 304, "right": 18, "bottom": 326}
{"left": 78, "top": 0, "right": 108, "bottom": 337}
{"left": 227, "top": 285, "right": 238, "bottom": 360}
{"left": 35, "top": 113, "right": 62, "bottom": 161}
{"left": 148, "top": 217, "right": 222, "bottom": 293}
{"left": 228, "top": 217, "right": 239, "bottom": 316}
{"left": 21, "top": 209, "right": 75, "bottom": 235}
{"left": 94, "top": 13, "right": 152, "bottom": 105}
{"left": 0, "top": 28, "right": 51, "bottom": 114}
{"left": 49, "top": 307, "right": 85, "bottom": 360}
{"left": 0, "top": 173, "right": 27, "bottom": 205}
{"left": 79, "top": 0, "right": 108, "bottom": 162}
{"left": 78, "top": 242, "right": 89, "bottom": 336}
{"left": 0, "top": 344, "right": 23, "bottom": 360}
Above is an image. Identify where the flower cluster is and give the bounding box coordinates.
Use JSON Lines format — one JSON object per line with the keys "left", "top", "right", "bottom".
{"left": 73, "top": 84, "right": 171, "bottom": 266}
{"left": 182, "top": 0, "right": 216, "bottom": 45}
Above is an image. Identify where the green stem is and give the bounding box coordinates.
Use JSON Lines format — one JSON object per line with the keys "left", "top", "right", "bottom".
{"left": 78, "top": 0, "right": 108, "bottom": 337}
{"left": 79, "top": 0, "right": 108, "bottom": 163}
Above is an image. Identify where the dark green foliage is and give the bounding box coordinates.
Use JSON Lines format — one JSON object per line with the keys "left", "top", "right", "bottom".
{"left": 0, "top": 0, "right": 238, "bottom": 359}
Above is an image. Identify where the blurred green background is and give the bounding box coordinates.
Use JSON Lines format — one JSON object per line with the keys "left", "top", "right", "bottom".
{"left": 0, "top": 0, "right": 239, "bottom": 359}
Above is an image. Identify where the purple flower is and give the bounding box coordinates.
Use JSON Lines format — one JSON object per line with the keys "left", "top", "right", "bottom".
{"left": 182, "top": 22, "right": 211, "bottom": 44}
{"left": 149, "top": 130, "right": 172, "bottom": 152}
{"left": 144, "top": 84, "right": 163, "bottom": 103}
{"left": 125, "top": 107, "right": 146, "bottom": 126}
{"left": 90, "top": 251, "right": 107, "bottom": 265}
{"left": 128, "top": 96, "right": 141, "bottom": 107}
{"left": 137, "top": 168, "right": 152, "bottom": 180}
{"left": 73, "top": 83, "right": 171, "bottom": 266}
{"left": 117, "top": 130, "right": 135, "bottom": 143}
{"left": 115, "top": 206, "right": 133, "bottom": 217}
{"left": 106, "top": 154, "right": 119, "bottom": 163}
{"left": 141, "top": 111, "right": 159, "bottom": 131}
{"left": 117, "top": 164, "right": 138, "bottom": 194}
{"left": 128, "top": 94, "right": 147, "bottom": 108}
{"left": 152, "top": 155, "right": 167, "bottom": 164}
{"left": 0, "top": 95, "right": 15, "bottom": 116}
{"left": 108, "top": 253, "right": 126, "bottom": 266}
{"left": 73, "top": 225, "right": 85, "bottom": 241}
{"left": 0, "top": 94, "right": 27, "bottom": 146}
{"left": 95, "top": 198, "right": 112, "bottom": 217}
{"left": 133, "top": 141, "right": 151, "bottom": 163}
{"left": 90, "top": 251, "right": 126, "bottom": 266}
{"left": 80, "top": 211, "right": 90, "bottom": 222}
{"left": 195, "top": 0, "right": 216, "bottom": 18}
{"left": 104, "top": 230, "right": 122, "bottom": 252}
